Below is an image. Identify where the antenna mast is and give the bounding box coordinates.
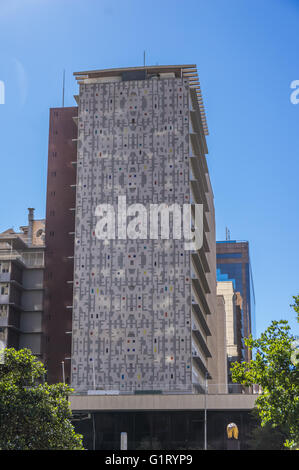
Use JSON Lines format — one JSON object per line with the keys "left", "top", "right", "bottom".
{"left": 225, "top": 227, "right": 231, "bottom": 241}
{"left": 62, "top": 69, "right": 65, "bottom": 107}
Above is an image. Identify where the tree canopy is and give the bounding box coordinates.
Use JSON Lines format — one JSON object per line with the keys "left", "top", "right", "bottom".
{"left": 231, "top": 296, "right": 299, "bottom": 449}
{"left": 0, "top": 348, "right": 84, "bottom": 450}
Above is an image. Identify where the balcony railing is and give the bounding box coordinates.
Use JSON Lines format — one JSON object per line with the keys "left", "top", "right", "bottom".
{"left": 0, "top": 272, "right": 10, "bottom": 283}
{"left": 192, "top": 303, "right": 211, "bottom": 336}
{"left": 22, "top": 252, "right": 44, "bottom": 268}
{"left": 0, "top": 250, "right": 44, "bottom": 268}
{"left": 192, "top": 327, "right": 211, "bottom": 358}
{"left": 192, "top": 278, "right": 212, "bottom": 316}
{"left": 71, "top": 383, "right": 195, "bottom": 396}
{"left": 191, "top": 253, "right": 210, "bottom": 294}
{"left": 0, "top": 250, "right": 26, "bottom": 265}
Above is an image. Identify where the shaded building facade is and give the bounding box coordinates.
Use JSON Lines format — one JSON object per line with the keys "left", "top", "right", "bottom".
{"left": 73, "top": 409, "right": 255, "bottom": 450}
{"left": 0, "top": 209, "right": 45, "bottom": 355}
{"left": 42, "top": 106, "right": 77, "bottom": 384}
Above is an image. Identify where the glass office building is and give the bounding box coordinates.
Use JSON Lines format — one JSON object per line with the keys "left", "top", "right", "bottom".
{"left": 216, "top": 241, "right": 255, "bottom": 361}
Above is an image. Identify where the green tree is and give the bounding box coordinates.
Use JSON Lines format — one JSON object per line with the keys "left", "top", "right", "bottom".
{"left": 291, "top": 295, "right": 299, "bottom": 324}
{"left": 0, "top": 348, "right": 84, "bottom": 450}
{"left": 231, "top": 299, "right": 299, "bottom": 449}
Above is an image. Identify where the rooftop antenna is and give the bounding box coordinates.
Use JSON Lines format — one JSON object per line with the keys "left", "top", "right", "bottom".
{"left": 143, "top": 51, "right": 146, "bottom": 67}
{"left": 225, "top": 227, "right": 231, "bottom": 241}
{"left": 62, "top": 69, "right": 65, "bottom": 107}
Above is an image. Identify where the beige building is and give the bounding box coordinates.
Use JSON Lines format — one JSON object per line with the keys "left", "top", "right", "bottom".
{"left": 213, "top": 294, "right": 228, "bottom": 394}
{"left": 216, "top": 281, "right": 244, "bottom": 389}
{"left": 0, "top": 209, "right": 45, "bottom": 356}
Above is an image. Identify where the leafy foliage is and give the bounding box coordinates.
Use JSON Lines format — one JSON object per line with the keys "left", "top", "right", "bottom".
{"left": 291, "top": 295, "right": 299, "bottom": 324}
{"left": 231, "top": 304, "right": 299, "bottom": 449}
{"left": 0, "top": 348, "right": 84, "bottom": 450}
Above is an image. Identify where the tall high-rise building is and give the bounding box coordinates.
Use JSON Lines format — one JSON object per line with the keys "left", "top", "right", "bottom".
{"left": 68, "top": 64, "right": 224, "bottom": 394}
{"left": 216, "top": 240, "right": 255, "bottom": 361}
{"left": 0, "top": 209, "right": 45, "bottom": 355}
{"left": 43, "top": 106, "right": 77, "bottom": 384}
{"left": 34, "top": 64, "right": 258, "bottom": 450}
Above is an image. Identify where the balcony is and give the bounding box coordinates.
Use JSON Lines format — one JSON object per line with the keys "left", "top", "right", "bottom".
{"left": 0, "top": 329, "right": 7, "bottom": 347}
{"left": 190, "top": 180, "right": 208, "bottom": 212}
{"left": 0, "top": 315, "right": 8, "bottom": 327}
{"left": 192, "top": 278, "right": 211, "bottom": 316}
{"left": 189, "top": 156, "right": 208, "bottom": 193}
{"left": 191, "top": 253, "right": 210, "bottom": 294}
{"left": 192, "top": 353, "right": 211, "bottom": 379}
{"left": 192, "top": 327, "right": 212, "bottom": 358}
{"left": 22, "top": 252, "right": 44, "bottom": 269}
{"left": 192, "top": 381, "right": 205, "bottom": 394}
{"left": 192, "top": 303, "right": 211, "bottom": 336}
{"left": 0, "top": 272, "right": 10, "bottom": 283}
{"left": 189, "top": 133, "right": 208, "bottom": 174}
{"left": 0, "top": 250, "right": 26, "bottom": 267}
{"left": 191, "top": 204, "right": 209, "bottom": 235}
{"left": 0, "top": 303, "right": 9, "bottom": 327}
{"left": 190, "top": 110, "right": 207, "bottom": 145}
{"left": 0, "top": 294, "right": 9, "bottom": 304}
{"left": 0, "top": 250, "right": 44, "bottom": 269}
{"left": 197, "top": 245, "right": 210, "bottom": 273}
{"left": 22, "top": 303, "right": 43, "bottom": 312}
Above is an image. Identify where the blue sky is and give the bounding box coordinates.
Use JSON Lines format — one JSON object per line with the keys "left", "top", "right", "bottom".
{"left": 0, "top": 0, "right": 298, "bottom": 336}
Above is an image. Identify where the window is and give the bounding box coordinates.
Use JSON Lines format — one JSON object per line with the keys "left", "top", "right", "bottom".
{"left": 217, "top": 253, "right": 242, "bottom": 259}
{"left": 0, "top": 305, "right": 7, "bottom": 317}
{"left": 0, "top": 262, "right": 9, "bottom": 273}
{"left": 0, "top": 283, "right": 9, "bottom": 295}
{"left": 36, "top": 229, "right": 44, "bottom": 238}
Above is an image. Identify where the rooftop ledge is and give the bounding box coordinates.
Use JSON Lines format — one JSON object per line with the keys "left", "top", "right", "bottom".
{"left": 73, "top": 64, "right": 208, "bottom": 135}
{"left": 73, "top": 64, "right": 197, "bottom": 78}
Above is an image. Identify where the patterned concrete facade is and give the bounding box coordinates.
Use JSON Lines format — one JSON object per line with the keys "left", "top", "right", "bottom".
{"left": 71, "top": 66, "right": 217, "bottom": 394}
